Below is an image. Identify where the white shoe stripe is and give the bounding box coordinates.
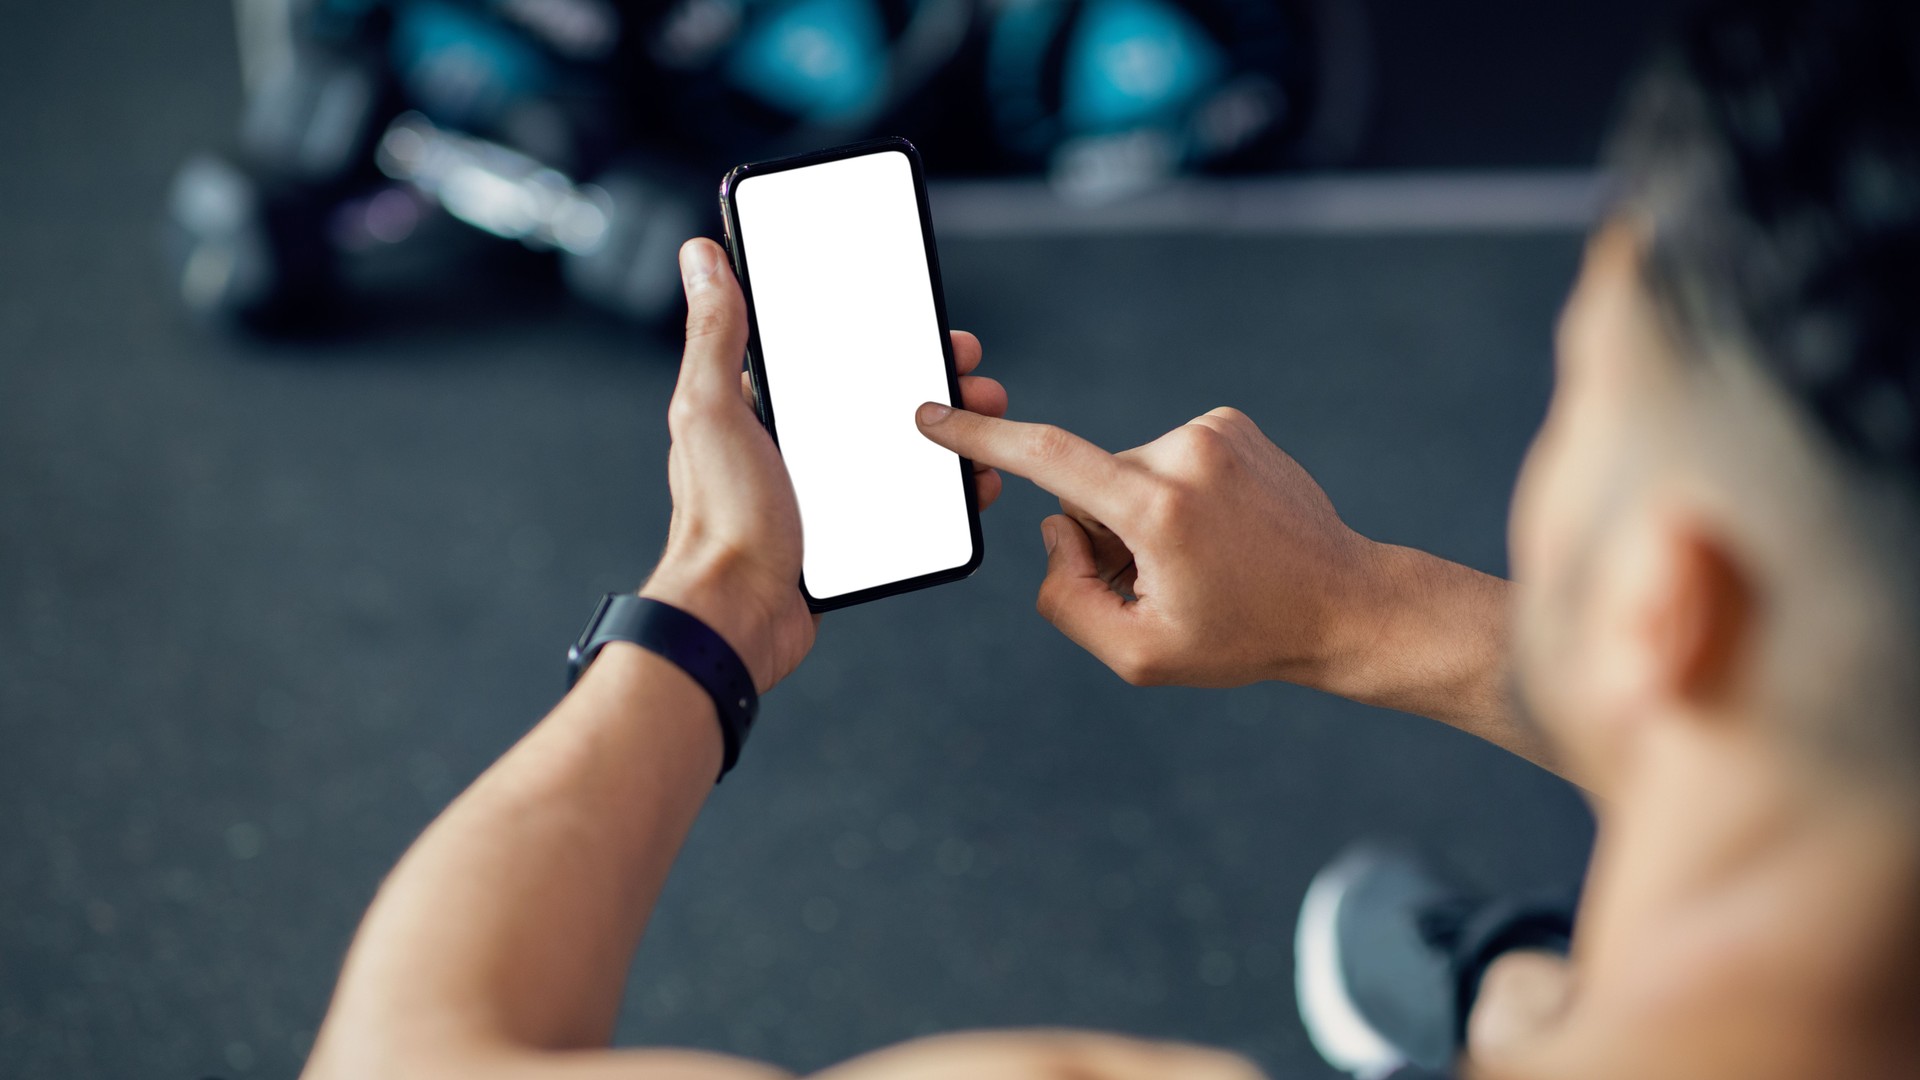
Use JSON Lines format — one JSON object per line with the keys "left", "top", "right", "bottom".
{"left": 1294, "top": 851, "right": 1411, "bottom": 1080}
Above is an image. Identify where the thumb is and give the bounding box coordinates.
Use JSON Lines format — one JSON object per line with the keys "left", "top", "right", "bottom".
{"left": 1035, "top": 515, "right": 1131, "bottom": 655}
{"left": 674, "top": 238, "right": 749, "bottom": 408}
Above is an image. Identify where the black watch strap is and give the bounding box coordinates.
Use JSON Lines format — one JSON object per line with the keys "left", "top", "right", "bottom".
{"left": 568, "top": 593, "right": 759, "bottom": 780}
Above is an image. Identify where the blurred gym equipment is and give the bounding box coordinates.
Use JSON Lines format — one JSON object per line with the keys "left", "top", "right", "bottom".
{"left": 979, "top": 0, "right": 1368, "bottom": 200}
{"left": 164, "top": 0, "right": 1369, "bottom": 332}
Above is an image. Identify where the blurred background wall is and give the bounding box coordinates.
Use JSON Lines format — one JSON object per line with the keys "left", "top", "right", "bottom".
{"left": 2, "top": 2, "right": 1659, "bottom": 1077}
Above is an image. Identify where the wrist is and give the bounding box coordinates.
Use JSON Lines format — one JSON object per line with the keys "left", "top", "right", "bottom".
{"left": 1273, "top": 536, "right": 1401, "bottom": 695}
{"left": 576, "top": 640, "right": 727, "bottom": 769}
{"left": 1314, "top": 542, "right": 1512, "bottom": 720}
{"left": 640, "top": 557, "right": 783, "bottom": 692}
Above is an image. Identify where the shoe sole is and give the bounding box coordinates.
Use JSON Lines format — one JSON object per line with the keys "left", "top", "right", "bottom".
{"left": 1294, "top": 848, "right": 1412, "bottom": 1080}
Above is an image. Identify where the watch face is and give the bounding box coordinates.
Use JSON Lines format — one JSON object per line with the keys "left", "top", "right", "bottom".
{"left": 568, "top": 593, "right": 617, "bottom": 686}
{"left": 576, "top": 593, "right": 615, "bottom": 652}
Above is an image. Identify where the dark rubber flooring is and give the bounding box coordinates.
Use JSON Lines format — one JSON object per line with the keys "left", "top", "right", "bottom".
{"left": 0, "top": 3, "right": 1618, "bottom": 1077}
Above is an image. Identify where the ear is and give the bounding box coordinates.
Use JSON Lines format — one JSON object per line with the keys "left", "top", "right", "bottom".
{"left": 1645, "top": 519, "right": 1758, "bottom": 712}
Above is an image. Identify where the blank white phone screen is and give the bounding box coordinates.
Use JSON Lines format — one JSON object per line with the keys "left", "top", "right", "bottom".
{"left": 733, "top": 149, "right": 974, "bottom": 602}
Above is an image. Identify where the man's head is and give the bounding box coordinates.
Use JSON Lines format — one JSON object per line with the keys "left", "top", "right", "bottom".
{"left": 1510, "top": 0, "right": 1920, "bottom": 812}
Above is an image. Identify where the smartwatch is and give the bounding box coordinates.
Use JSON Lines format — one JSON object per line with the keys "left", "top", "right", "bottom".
{"left": 568, "top": 593, "right": 759, "bottom": 780}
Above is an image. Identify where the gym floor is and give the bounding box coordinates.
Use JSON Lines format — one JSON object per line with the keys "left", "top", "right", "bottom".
{"left": 0, "top": 2, "right": 1663, "bottom": 1077}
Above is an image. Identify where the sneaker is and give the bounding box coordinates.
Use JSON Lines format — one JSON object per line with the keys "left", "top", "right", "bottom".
{"left": 1292, "top": 844, "right": 1574, "bottom": 1079}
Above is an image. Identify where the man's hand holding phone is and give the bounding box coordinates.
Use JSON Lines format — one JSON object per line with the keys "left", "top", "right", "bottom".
{"left": 641, "top": 238, "right": 1008, "bottom": 692}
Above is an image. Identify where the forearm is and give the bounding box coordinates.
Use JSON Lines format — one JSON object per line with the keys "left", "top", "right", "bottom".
{"left": 1321, "top": 543, "right": 1570, "bottom": 782}
{"left": 305, "top": 643, "right": 723, "bottom": 1075}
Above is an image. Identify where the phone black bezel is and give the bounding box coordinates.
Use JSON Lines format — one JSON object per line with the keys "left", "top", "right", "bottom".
{"left": 717, "top": 136, "right": 985, "bottom": 614}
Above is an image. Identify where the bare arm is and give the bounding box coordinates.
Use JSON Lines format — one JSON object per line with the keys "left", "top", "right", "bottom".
{"left": 302, "top": 643, "right": 792, "bottom": 1080}
{"left": 300, "top": 235, "right": 826, "bottom": 1080}
{"left": 912, "top": 404, "right": 1573, "bottom": 785}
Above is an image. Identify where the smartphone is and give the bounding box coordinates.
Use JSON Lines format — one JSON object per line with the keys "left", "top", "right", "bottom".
{"left": 718, "top": 137, "right": 983, "bottom": 613}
